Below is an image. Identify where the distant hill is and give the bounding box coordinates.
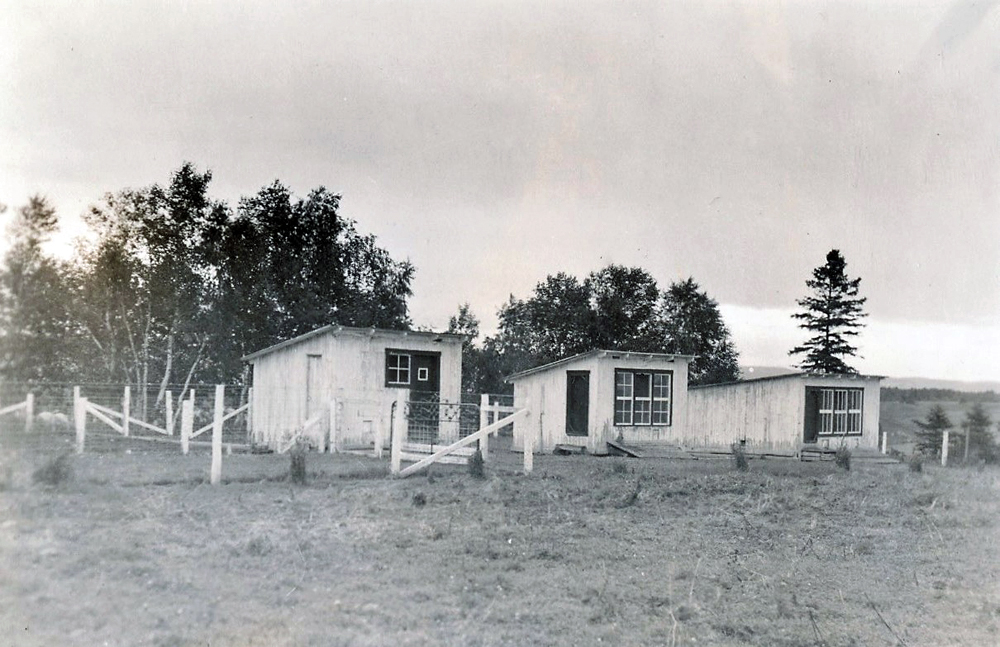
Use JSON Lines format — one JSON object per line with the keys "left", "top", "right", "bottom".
{"left": 739, "top": 366, "right": 800, "bottom": 380}
{"left": 882, "top": 377, "right": 1000, "bottom": 393}
{"left": 739, "top": 368, "right": 1000, "bottom": 394}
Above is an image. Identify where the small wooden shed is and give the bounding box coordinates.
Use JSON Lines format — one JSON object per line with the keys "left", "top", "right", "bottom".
{"left": 687, "top": 372, "right": 882, "bottom": 454}
{"left": 507, "top": 350, "right": 694, "bottom": 455}
{"left": 244, "top": 325, "right": 464, "bottom": 451}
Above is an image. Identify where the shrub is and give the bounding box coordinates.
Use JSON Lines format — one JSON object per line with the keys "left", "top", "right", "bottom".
{"left": 731, "top": 442, "right": 748, "bottom": 472}
{"left": 908, "top": 454, "right": 924, "bottom": 473}
{"left": 289, "top": 438, "right": 308, "bottom": 485}
{"left": 611, "top": 459, "right": 630, "bottom": 475}
{"left": 32, "top": 453, "right": 73, "bottom": 487}
{"left": 835, "top": 445, "right": 852, "bottom": 471}
{"left": 468, "top": 449, "right": 485, "bottom": 479}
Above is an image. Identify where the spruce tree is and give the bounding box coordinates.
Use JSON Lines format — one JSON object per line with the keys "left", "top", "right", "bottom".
{"left": 914, "top": 405, "right": 952, "bottom": 457}
{"left": 789, "top": 249, "right": 867, "bottom": 373}
{"left": 963, "top": 403, "right": 997, "bottom": 463}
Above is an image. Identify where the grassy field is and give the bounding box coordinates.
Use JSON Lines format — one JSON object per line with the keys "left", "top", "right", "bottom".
{"left": 2, "top": 428, "right": 999, "bottom": 646}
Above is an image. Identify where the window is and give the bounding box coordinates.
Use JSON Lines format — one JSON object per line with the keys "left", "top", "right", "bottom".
{"left": 818, "top": 388, "right": 863, "bottom": 435}
{"left": 386, "top": 352, "right": 411, "bottom": 385}
{"left": 417, "top": 367, "right": 429, "bottom": 382}
{"left": 615, "top": 369, "right": 671, "bottom": 426}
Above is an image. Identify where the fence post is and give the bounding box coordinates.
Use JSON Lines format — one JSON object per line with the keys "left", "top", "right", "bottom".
{"left": 941, "top": 430, "right": 949, "bottom": 467}
{"left": 75, "top": 396, "right": 87, "bottom": 454}
{"left": 165, "top": 390, "right": 174, "bottom": 436}
{"left": 181, "top": 398, "right": 193, "bottom": 455}
{"left": 329, "top": 398, "right": 338, "bottom": 453}
{"left": 479, "top": 394, "right": 490, "bottom": 462}
{"left": 25, "top": 393, "right": 34, "bottom": 433}
{"left": 122, "top": 386, "right": 130, "bottom": 437}
{"left": 963, "top": 423, "right": 971, "bottom": 463}
{"left": 246, "top": 387, "right": 253, "bottom": 446}
{"left": 390, "top": 399, "right": 402, "bottom": 475}
{"left": 211, "top": 384, "right": 224, "bottom": 485}
{"left": 880, "top": 429, "right": 888, "bottom": 454}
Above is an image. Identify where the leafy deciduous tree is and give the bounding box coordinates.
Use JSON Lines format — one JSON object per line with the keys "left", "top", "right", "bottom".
{"left": 660, "top": 278, "right": 740, "bottom": 385}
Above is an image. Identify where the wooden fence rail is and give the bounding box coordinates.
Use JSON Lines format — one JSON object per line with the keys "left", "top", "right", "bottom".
{"left": 0, "top": 393, "right": 33, "bottom": 432}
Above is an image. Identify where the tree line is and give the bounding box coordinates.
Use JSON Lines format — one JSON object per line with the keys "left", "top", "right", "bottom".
{"left": 448, "top": 270, "right": 741, "bottom": 394}
{"left": 0, "top": 163, "right": 748, "bottom": 399}
{"left": 0, "top": 164, "right": 413, "bottom": 407}
{"left": 2, "top": 162, "right": 875, "bottom": 403}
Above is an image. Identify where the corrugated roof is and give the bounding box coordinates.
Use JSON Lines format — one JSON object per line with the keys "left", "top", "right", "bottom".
{"left": 505, "top": 349, "right": 696, "bottom": 382}
{"left": 242, "top": 324, "right": 464, "bottom": 362}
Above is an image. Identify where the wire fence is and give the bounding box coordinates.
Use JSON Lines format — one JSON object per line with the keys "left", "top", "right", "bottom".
{"left": 0, "top": 382, "right": 251, "bottom": 448}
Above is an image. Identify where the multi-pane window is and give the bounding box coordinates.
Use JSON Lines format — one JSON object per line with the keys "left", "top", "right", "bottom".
{"left": 386, "top": 352, "right": 411, "bottom": 385}
{"left": 615, "top": 370, "right": 671, "bottom": 426}
{"left": 818, "top": 388, "right": 863, "bottom": 435}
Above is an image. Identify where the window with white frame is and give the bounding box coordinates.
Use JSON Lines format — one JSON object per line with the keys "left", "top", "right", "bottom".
{"left": 615, "top": 369, "right": 671, "bottom": 426}
{"left": 818, "top": 388, "right": 863, "bottom": 435}
{"left": 385, "top": 352, "right": 411, "bottom": 385}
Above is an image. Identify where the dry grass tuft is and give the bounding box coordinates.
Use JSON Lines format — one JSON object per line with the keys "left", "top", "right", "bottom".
{"left": 468, "top": 449, "right": 485, "bottom": 479}
{"left": 731, "top": 442, "right": 749, "bottom": 472}
{"left": 835, "top": 445, "right": 852, "bottom": 471}
{"left": 32, "top": 453, "right": 73, "bottom": 487}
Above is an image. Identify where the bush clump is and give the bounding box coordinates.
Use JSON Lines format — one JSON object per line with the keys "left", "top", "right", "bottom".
{"left": 908, "top": 454, "right": 924, "bottom": 473}
{"left": 835, "top": 445, "right": 852, "bottom": 471}
{"left": 289, "top": 438, "right": 308, "bottom": 485}
{"left": 32, "top": 453, "right": 73, "bottom": 487}
{"left": 731, "top": 442, "right": 749, "bottom": 472}
{"left": 468, "top": 449, "right": 485, "bottom": 479}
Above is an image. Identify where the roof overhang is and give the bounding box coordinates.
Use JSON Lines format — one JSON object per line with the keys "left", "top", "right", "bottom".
{"left": 505, "top": 349, "right": 696, "bottom": 383}
{"left": 690, "top": 371, "right": 885, "bottom": 390}
{"left": 242, "top": 324, "right": 465, "bottom": 362}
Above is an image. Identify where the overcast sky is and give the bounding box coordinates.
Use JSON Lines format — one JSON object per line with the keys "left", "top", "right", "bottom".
{"left": 2, "top": 1, "right": 998, "bottom": 382}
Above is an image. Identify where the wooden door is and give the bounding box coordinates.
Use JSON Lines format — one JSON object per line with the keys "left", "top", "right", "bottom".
{"left": 565, "top": 371, "right": 590, "bottom": 437}
{"left": 803, "top": 387, "right": 821, "bottom": 444}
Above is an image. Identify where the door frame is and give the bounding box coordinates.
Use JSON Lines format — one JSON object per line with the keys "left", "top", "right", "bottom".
{"left": 565, "top": 370, "right": 590, "bottom": 437}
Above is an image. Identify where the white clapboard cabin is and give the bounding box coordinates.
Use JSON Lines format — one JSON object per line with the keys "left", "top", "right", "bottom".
{"left": 687, "top": 372, "right": 883, "bottom": 455}
{"left": 243, "top": 325, "right": 463, "bottom": 451}
{"left": 507, "top": 350, "right": 694, "bottom": 455}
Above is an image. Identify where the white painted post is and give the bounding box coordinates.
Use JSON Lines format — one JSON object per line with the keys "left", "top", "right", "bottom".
{"left": 390, "top": 399, "right": 402, "bottom": 475}
{"left": 73, "top": 385, "right": 81, "bottom": 429}
{"left": 479, "top": 394, "right": 489, "bottom": 462}
{"left": 880, "top": 429, "right": 888, "bottom": 454}
{"left": 25, "top": 393, "right": 34, "bottom": 433}
{"left": 329, "top": 398, "right": 338, "bottom": 453}
{"left": 522, "top": 398, "right": 534, "bottom": 474}
{"left": 246, "top": 387, "right": 253, "bottom": 446}
{"left": 181, "top": 398, "right": 193, "bottom": 455}
{"left": 963, "top": 424, "right": 971, "bottom": 463}
{"left": 211, "top": 384, "right": 223, "bottom": 485}
{"left": 941, "top": 430, "right": 949, "bottom": 467}
{"left": 165, "top": 390, "right": 174, "bottom": 435}
{"left": 75, "top": 396, "right": 87, "bottom": 454}
{"left": 122, "top": 386, "right": 130, "bottom": 437}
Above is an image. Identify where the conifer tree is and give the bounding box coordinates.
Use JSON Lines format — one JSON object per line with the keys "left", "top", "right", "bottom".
{"left": 914, "top": 405, "right": 952, "bottom": 457}
{"left": 789, "top": 249, "right": 867, "bottom": 373}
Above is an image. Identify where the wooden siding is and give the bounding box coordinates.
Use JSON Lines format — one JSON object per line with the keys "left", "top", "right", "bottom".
{"left": 513, "top": 353, "right": 690, "bottom": 454}
{"left": 250, "top": 329, "right": 462, "bottom": 450}
{"left": 687, "top": 375, "right": 881, "bottom": 452}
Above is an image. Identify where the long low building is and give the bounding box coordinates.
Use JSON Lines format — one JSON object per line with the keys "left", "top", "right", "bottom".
{"left": 687, "top": 372, "right": 882, "bottom": 454}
